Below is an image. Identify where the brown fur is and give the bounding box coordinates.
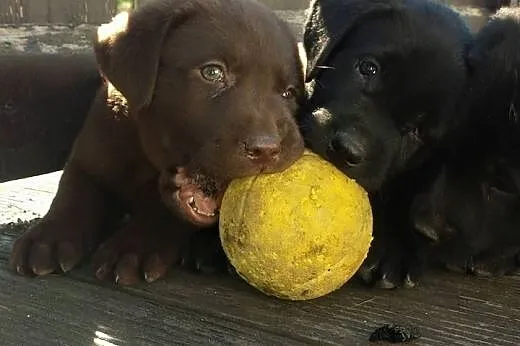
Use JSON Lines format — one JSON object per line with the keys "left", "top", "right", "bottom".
{"left": 9, "top": 0, "right": 304, "bottom": 285}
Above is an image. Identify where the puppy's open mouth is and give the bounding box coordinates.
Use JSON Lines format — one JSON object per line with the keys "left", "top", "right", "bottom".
{"left": 166, "top": 167, "right": 227, "bottom": 227}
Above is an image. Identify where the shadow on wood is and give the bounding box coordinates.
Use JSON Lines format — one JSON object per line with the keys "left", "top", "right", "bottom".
{"left": 0, "top": 53, "right": 101, "bottom": 183}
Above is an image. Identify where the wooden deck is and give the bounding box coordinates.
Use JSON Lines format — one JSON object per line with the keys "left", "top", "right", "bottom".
{"left": 1, "top": 172, "right": 520, "bottom": 345}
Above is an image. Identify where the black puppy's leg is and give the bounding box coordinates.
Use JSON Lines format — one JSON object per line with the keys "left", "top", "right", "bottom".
{"left": 357, "top": 198, "right": 432, "bottom": 289}
{"left": 357, "top": 229, "right": 425, "bottom": 289}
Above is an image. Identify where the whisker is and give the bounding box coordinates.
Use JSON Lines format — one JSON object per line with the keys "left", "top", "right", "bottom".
{"left": 315, "top": 65, "right": 335, "bottom": 70}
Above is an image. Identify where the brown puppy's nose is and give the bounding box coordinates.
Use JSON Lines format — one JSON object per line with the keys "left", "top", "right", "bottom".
{"left": 245, "top": 136, "right": 281, "bottom": 163}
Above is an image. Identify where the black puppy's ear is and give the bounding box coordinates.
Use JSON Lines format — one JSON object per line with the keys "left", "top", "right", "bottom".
{"left": 94, "top": 0, "right": 193, "bottom": 110}
{"left": 303, "top": 0, "right": 396, "bottom": 82}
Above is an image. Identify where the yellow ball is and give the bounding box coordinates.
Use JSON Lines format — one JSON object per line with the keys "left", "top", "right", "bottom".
{"left": 219, "top": 150, "right": 373, "bottom": 300}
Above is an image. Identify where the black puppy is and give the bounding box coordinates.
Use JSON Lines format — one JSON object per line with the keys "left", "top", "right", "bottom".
{"left": 182, "top": 0, "right": 474, "bottom": 283}
{"left": 300, "top": 0, "right": 472, "bottom": 288}
{"left": 301, "top": 0, "right": 470, "bottom": 191}
{"left": 410, "top": 7, "right": 520, "bottom": 277}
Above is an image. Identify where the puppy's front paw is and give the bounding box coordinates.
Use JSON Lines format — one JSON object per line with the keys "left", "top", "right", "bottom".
{"left": 444, "top": 252, "right": 520, "bottom": 277}
{"left": 92, "top": 216, "right": 186, "bottom": 285}
{"left": 357, "top": 235, "right": 424, "bottom": 289}
{"left": 10, "top": 218, "right": 95, "bottom": 276}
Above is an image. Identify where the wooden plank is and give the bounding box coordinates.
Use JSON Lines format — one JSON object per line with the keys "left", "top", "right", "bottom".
{"left": 85, "top": 0, "right": 117, "bottom": 24}
{"left": 259, "top": 0, "right": 310, "bottom": 11}
{"left": 1, "top": 174, "right": 520, "bottom": 345}
{"left": 0, "top": 171, "right": 60, "bottom": 222}
{"left": 20, "top": 0, "right": 49, "bottom": 24}
{"left": 0, "top": 0, "right": 23, "bottom": 24}
{"left": 133, "top": 0, "right": 154, "bottom": 8}
{"left": 1, "top": 225, "right": 520, "bottom": 345}
{"left": 47, "top": 0, "right": 84, "bottom": 24}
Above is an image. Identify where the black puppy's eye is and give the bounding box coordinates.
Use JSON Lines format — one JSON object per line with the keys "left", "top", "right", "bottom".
{"left": 281, "top": 86, "right": 297, "bottom": 99}
{"left": 356, "top": 58, "right": 379, "bottom": 78}
{"left": 200, "top": 64, "right": 225, "bottom": 83}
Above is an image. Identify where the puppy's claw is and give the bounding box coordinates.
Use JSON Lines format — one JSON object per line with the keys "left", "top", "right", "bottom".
{"left": 58, "top": 242, "right": 81, "bottom": 273}
{"left": 473, "top": 268, "right": 493, "bottom": 277}
{"left": 114, "top": 254, "right": 141, "bottom": 285}
{"left": 376, "top": 275, "right": 397, "bottom": 289}
{"left": 16, "top": 264, "right": 25, "bottom": 275}
{"left": 403, "top": 274, "right": 416, "bottom": 288}
{"left": 143, "top": 254, "right": 168, "bottom": 283}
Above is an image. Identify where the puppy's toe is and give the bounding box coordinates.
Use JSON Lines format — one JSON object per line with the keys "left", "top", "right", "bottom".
{"left": 376, "top": 260, "right": 403, "bottom": 289}
{"left": 471, "top": 254, "right": 519, "bottom": 277}
{"left": 10, "top": 235, "right": 34, "bottom": 276}
{"left": 143, "top": 254, "right": 169, "bottom": 283}
{"left": 57, "top": 242, "right": 82, "bottom": 273}
{"left": 28, "top": 243, "right": 56, "bottom": 276}
{"left": 403, "top": 273, "right": 417, "bottom": 288}
{"left": 93, "top": 244, "right": 119, "bottom": 282}
{"left": 357, "top": 261, "right": 379, "bottom": 284}
{"left": 471, "top": 266, "right": 493, "bottom": 277}
{"left": 114, "top": 253, "right": 141, "bottom": 285}
{"left": 376, "top": 274, "right": 397, "bottom": 289}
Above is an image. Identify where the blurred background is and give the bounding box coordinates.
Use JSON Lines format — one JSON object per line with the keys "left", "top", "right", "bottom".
{"left": 0, "top": 0, "right": 516, "bottom": 56}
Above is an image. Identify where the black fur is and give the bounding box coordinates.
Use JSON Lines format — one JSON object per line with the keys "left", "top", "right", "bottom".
{"left": 300, "top": 0, "right": 472, "bottom": 288}
{"left": 410, "top": 7, "right": 520, "bottom": 278}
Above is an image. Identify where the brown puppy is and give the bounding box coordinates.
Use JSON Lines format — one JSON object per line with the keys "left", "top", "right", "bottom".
{"left": 0, "top": 53, "right": 101, "bottom": 182}
{"left": 9, "top": 0, "right": 304, "bottom": 285}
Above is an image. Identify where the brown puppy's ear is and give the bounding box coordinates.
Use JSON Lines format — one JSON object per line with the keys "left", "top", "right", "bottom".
{"left": 94, "top": 1, "right": 191, "bottom": 110}
{"left": 303, "top": 0, "right": 396, "bottom": 82}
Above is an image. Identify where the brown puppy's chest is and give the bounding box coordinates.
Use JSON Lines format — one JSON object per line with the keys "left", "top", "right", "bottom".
{"left": 70, "top": 87, "right": 159, "bottom": 207}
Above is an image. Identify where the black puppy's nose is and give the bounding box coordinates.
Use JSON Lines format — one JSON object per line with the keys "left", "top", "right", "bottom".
{"left": 245, "top": 136, "right": 281, "bottom": 163}
{"left": 328, "top": 131, "right": 367, "bottom": 167}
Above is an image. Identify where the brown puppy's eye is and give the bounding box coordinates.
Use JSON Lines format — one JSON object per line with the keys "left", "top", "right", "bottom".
{"left": 281, "top": 86, "right": 297, "bottom": 99}
{"left": 356, "top": 57, "right": 379, "bottom": 78}
{"left": 200, "top": 64, "right": 225, "bottom": 83}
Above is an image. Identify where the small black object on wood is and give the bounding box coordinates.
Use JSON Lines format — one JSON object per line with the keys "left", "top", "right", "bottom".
{"left": 369, "top": 324, "right": 420, "bottom": 343}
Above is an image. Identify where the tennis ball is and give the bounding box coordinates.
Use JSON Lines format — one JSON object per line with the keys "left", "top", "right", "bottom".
{"left": 219, "top": 150, "right": 373, "bottom": 301}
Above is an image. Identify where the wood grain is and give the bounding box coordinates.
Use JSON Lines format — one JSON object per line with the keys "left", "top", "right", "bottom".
{"left": 1, "top": 174, "right": 520, "bottom": 345}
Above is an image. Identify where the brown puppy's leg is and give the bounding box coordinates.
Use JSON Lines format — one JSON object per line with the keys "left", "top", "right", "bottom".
{"left": 9, "top": 161, "right": 117, "bottom": 275}
{"left": 91, "top": 179, "right": 189, "bottom": 285}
